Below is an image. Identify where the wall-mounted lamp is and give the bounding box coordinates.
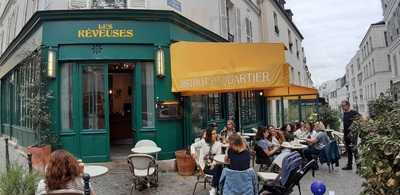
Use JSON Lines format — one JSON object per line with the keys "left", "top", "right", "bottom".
{"left": 47, "top": 49, "right": 56, "bottom": 78}
{"left": 259, "top": 91, "right": 264, "bottom": 96}
{"left": 156, "top": 46, "right": 165, "bottom": 78}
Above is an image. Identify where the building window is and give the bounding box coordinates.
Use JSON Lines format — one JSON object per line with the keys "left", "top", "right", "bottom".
{"left": 83, "top": 65, "right": 106, "bottom": 129}
{"left": 384, "top": 31, "right": 388, "bottom": 47}
{"left": 92, "top": 0, "right": 127, "bottom": 8}
{"left": 61, "top": 64, "right": 74, "bottom": 131}
{"left": 208, "top": 93, "right": 223, "bottom": 121}
{"left": 297, "top": 71, "right": 301, "bottom": 85}
{"left": 351, "top": 64, "right": 354, "bottom": 74}
{"left": 273, "top": 12, "right": 279, "bottom": 35}
{"left": 388, "top": 54, "right": 392, "bottom": 72}
{"left": 372, "top": 58, "right": 375, "bottom": 74}
{"left": 288, "top": 29, "right": 293, "bottom": 52}
{"left": 295, "top": 39, "right": 299, "bottom": 59}
{"left": 141, "top": 62, "right": 155, "bottom": 128}
{"left": 235, "top": 8, "right": 241, "bottom": 42}
{"left": 245, "top": 17, "right": 253, "bottom": 42}
{"left": 369, "top": 36, "right": 373, "bottom": 51}
{"left": 393, "top": 54, "right": 399, "bottom": 76}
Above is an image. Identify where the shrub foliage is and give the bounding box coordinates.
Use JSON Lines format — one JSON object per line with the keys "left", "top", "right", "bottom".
{"left": 353, "top": 95, "right": 400, "bottom": 194}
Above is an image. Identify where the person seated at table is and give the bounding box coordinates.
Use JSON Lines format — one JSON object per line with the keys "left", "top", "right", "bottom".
{"left": 303, "top": 122, "right": 331, "bottom": 162}
{"left": 305, "top": 122, "right": 317, "bottom": 139}
{"left": 294, "top": 121, "right": 308, "bottom": 139}
{"left": 280, "top": 124, "right": 296, "bottom": 142}
{"left": 190, "top": 124, "right": 223, "bottom": 195}
{"left": 270, "top": 127, "right": 285, "bottom": 146}
{"left": 220, "top": 120, "right": 236, "bottom": 144}
{"left": 225, "top": 133, "right": 251, "bottom": 171}
{"left": 36, "top": 150, "right": 96, "bottom": 195}
{"left": 255, "top": 127, "right": 281, "bottom": 162}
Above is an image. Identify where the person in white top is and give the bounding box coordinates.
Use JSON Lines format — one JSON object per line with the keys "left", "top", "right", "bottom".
{"left": 294, "top": 121, "right": 308, "bottom": 139}
{"left": 191, "top": 124, "right": 222, "bottom": 195}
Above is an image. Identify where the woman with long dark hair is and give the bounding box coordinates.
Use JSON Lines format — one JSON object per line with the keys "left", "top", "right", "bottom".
{"left": 190, "top": 124, "right": 222, "bottom": 195}
{"left": 255, "top": 126, "right": 280, "bottom": 160}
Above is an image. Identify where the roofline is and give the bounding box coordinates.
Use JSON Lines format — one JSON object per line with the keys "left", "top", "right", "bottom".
{"left": 270, "top": 0, "right": 304, "bottom": 40}
{"left": 0, "top": 9, "right": 226, "bottom": 66}
{"left": 359, "top": 21, "right": 385, "bottom": 47}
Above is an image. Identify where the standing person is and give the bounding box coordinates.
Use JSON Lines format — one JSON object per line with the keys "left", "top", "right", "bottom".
{"left": 36, "top": 150, "right": 96, "bottom": 195}
{"left": 220, "top": 120, "right": 236, "bottom": 144}
{"left": 190, "top": 124, "right": 222, "bottom": 195}
{"left": 341, "top": 100, "right": 361, "bottom": 170}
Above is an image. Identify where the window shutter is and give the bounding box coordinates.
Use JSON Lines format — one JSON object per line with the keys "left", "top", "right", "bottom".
{"left": 127, "top": 0, "right": 146, "bottom": 8}
{"left": 219, "top": 0, "right": 228, "bottom": 38}
{"left": 235, "top": 8, "right": 241, "bottom": 42}
{"left": 69, "top": 0, "right": 89, "bottom": 9}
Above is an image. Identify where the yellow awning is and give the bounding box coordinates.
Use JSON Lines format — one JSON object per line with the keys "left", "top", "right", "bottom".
{"left": 171, "top": 42, "right": 289, "bottom": 96}
{"left": 263, "top": 85, "right": 318, "bottom": 97}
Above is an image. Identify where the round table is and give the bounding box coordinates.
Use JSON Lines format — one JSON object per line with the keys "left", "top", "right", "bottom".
{"left": 242, "top": 133, "right": 256, "bottom": 137}
{"left": 214, "top": 154, "right": 228, "bottom": 164}
{"left": 84, "top": 165, "right": 108, "bottom": 177}
{"left": 131, "top": 146, "right": 162, "bottom": 159}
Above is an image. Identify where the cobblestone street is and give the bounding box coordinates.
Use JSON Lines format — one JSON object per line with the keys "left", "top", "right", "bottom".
{"left": 91, "top": 158, "right": 363, "bottom": 195}
{"left": 0, "top": 136, "right": 363, "bottom": 195}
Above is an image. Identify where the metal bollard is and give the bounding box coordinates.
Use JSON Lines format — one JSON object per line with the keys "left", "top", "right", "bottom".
{"left": 5, "top": 138, "right": 9, "bottom": 171}
{"left": 27, "top": 153, "right": 32, "bottom": 173}
{"left": 83, "top": 173, "right": 91, "bottom": 195}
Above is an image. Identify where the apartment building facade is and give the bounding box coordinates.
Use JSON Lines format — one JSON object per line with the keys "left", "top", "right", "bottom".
{"left": 344, "top": 22, "right": 392, "bottom": 116}
{"left": 0, "top": 0, "right": 315, "bottom": 161}
{"left": 381, "top": 0, "right": 400, "bottom": 100}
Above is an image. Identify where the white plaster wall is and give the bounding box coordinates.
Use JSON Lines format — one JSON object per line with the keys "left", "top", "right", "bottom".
{"left": 0, "top": 0, "right": 265, "bottom": 56}
{"left": 259, "top": 0, "right": 309, "bottom": 87}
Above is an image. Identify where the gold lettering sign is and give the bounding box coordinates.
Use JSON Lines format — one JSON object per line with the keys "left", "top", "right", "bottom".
{"left": 179, "top": 71, "right": 272, "bottom": 89}
{"left": 77, "top": 24, "right": 135, "bottom": 38}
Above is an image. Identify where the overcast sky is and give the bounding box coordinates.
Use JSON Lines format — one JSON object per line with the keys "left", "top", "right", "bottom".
{"left": 285, "top": 0, "right": 383, "bottom": 86}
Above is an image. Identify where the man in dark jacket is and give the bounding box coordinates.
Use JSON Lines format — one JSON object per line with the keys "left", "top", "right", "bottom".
{"left": 341, "top": 100, "right": 361, "bottom": 170}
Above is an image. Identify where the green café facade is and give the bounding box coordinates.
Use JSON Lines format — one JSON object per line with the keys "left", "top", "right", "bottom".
{"left": 0, "top": 10, "right": 317, "bottom": 162}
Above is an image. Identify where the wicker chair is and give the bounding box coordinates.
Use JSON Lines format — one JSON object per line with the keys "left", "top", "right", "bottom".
{"left": 127, "top": 154, "right": 159, "bottom": 194}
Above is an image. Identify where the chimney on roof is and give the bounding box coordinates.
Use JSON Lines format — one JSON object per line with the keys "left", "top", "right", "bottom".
{"left": 276, "top": 0, "right": 286, "bottom": 8}
{"left": 285, "top": 9, "right": 293, "bottom": 20}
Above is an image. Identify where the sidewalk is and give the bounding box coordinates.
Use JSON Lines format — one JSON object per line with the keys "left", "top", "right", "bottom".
{"left": 91, "top": 157, "right": 363, "bottom": 195}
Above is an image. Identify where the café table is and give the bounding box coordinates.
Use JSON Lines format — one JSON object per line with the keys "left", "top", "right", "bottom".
{"left": 272, "top": 142, "right": 308, "bottom": 168}
{"left": 214, "top": 154, "right": 229, "bottom": 165}
{"left": 131, "top": 146, "right": 162, "bottom": 160}
{"left": 84, "top": 165, "right": 109, "bottom": 177}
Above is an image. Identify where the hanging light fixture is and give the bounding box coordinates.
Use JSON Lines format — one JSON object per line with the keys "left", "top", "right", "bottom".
{"left": 47, "top": 49, "right": 56, "bottom": 78}
{"left": 156, "top": 46, "right": 165, "bottom": 78}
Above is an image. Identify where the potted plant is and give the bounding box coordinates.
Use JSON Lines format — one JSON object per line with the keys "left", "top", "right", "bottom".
{"left": 22, "top": 52, "right": 58, "bottom": 173}
{"left": 0, "top": 164, "right": 40, "bottom": 195}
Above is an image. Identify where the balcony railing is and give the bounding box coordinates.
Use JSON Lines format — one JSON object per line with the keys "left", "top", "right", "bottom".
{"left": 92, "top": 0, "right": 127, "bottom": 9}
{"left": 228, "top": 33, "right": 235, "bottom": 42}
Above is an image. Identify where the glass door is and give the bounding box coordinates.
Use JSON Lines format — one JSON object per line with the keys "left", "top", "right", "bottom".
{"left": 80, "top": 64, "right": 109, "bottom": 162}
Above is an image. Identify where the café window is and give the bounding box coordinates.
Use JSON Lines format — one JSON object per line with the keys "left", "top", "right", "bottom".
{"left": 83, "top": 65, "right": 105, "bottom": 129}
{"left": 208, "top": 93, "right": 224, "bottom": 121}
{"left": 60, "top": 64, "right": 74, "bottom": 131}
{"left": 141, "top": 62, "right": 155, "bottom": 128}
{"left": 240, "top": 91, "right": 260, "bottom": 126}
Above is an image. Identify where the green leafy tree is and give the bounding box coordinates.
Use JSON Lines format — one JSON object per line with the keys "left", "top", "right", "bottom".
{"left": 20, "top": 51, "right": 58, "bottom": 148}
{"left": 352, "top": 94, "right": 400, "bottom": 195}
{"left": 307, "top": 105, "right": 341, "bottom": 130}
